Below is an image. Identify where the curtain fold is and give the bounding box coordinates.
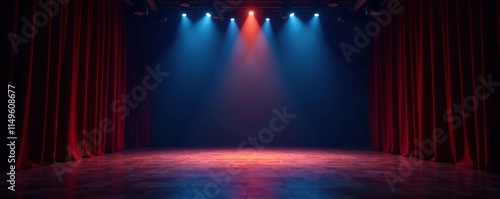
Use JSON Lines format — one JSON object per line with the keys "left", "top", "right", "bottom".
{"left": 370, "top": 0, "right": 500, "bottom": 171}
{"left": 5, "top": 0, "right": 138, "bottom": 169}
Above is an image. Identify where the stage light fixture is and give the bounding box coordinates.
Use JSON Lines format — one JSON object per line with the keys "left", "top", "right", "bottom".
{"left": 266, "top": 18, "right": 270, "bottom": 21}
{"left": 282, "top": 2, "right": 291, "bottom": 19}
{"left": 289, "top": 13, "right": 295, "bottom": 17}
{"left": 249, "top": 11, "right": 254, "bottom": 16}
{"left": 364, "top": 1, "right": 382, "bottom": 16}
{"left": 133, "top": 0, "right": 149, "bottom": 16}
{"left": 328, "top": 0, "right": 340, "bottom": 8}
{"left": 204, "top": 5, "right": 220, "bottom": 19}
{"left": 225, "top": 12, "right": 236, "bottom": 21}
{"left": 182, "top": 13, "right": 187, "bottom": 17}
{"left": 314, "top": 13, "right": 319, "bottom": 17}
{"left": 180, "top": 0, "right": 191, "bottom": 8}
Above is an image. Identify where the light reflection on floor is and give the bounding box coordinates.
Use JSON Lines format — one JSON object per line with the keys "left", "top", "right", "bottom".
{"left": 5, "top": 148, "right": 500, "bottom": 199}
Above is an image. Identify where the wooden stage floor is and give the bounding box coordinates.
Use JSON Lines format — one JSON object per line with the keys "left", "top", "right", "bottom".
{"left": 4, "top": 148, "right": 499, "bottom": 199}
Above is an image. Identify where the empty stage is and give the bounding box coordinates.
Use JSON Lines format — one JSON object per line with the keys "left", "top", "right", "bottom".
{"left": 6, "top": 149, "right": 500, "bottom": 199}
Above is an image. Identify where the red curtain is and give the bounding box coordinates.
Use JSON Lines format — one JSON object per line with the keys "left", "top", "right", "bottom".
{"left": 370, "top": 0, "right": 500, "bottom": 171}
{"left": 5, "top": 0, "right": 137, "bottom": 169}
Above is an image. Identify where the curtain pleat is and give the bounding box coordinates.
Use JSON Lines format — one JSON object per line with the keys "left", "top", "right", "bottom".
{"left": 4, "top": 0, "right": 150, "bottom": 169}
{"left": 370, "top": 0, "right": 500, "bottom": 171}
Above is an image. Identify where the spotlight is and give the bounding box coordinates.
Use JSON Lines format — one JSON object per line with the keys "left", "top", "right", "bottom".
{"left": 182, "top": 13, "right": 187, "bottom": 17}
{"left": 289, "top": 13, "right": 295, "bottom": 17}
{"left": 249, "top": 11, "right": 254, "bottom": 16}
{"left": 314, "top": 13, "right": 319, "bottom": 17}
{"left": 204, "top": 5, "right": 218, "bottom": 19}
{"left": 180, "top": 0, "right": 191, "bottom": 8}
{"left": 282, "top": 2, "right": 291, "bottom": 19}
{"left": 266, "top": 18, "right": 270, "bottom": 21}
{"left": 226, "top": 12, "right": 236, "bottom": 21}
{"left": 328, "top": 0, "right": 340, "bottom": 8}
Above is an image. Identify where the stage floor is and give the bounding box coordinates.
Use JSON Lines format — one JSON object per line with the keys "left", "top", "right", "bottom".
{"left": 5, "top": 148, "right": 500, "bottom": 199}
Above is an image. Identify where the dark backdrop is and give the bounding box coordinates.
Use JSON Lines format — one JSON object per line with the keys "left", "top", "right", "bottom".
{"left": 127, "top": 10, "right": 372, "bottom": 148}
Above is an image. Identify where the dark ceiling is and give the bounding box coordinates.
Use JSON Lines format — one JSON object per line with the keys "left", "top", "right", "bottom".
{"left": 150, "top": 0, "right": 368, "bottom": 13}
